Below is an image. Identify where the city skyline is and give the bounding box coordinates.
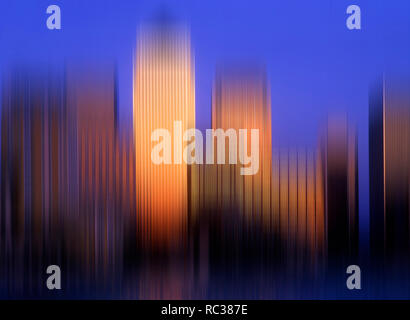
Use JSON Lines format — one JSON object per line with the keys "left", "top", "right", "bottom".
{"left": 1, "top": 1, "right": 410, "bottom": 299}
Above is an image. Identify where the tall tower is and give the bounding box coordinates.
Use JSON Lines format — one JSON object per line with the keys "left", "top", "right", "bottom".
{"left": 133, "top": 24, "right": 195, "bottom": 250}
{"left": 211, "top": 66, "right": 272, "bottom": 230}
{"left": 369, "top": 75, "right": 410, "bottom": 260}
{"left": 65, "top": 62, "right": 121, "bottom": 285}
{"left": 0, "top": 68, "right": 70, "bottom": 293}
{"left": 322, "top": 114, "right": 358, "bottom": 263}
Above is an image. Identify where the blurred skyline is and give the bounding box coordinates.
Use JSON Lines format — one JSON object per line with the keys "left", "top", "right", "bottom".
{"left": 2, "top": 0, "right": 407, "bottom": 252}
{"left": 1, "top": 0, "right": 410, "bottom": 298}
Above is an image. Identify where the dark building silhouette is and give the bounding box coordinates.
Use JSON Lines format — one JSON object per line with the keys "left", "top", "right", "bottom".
{"left": 0, "top": 68, "right": 71, "bottom": 295}
{"left": 321, "top": 115, "right": 358, "bottom": 263}
{"left": 369, "top": 75, "right": 410, "bottom": 260}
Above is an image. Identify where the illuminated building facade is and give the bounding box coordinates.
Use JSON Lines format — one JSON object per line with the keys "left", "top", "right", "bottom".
{"left": 210, "top": 67, "right": 272, "bottom": 229}
{"left": 133, "top": 24, "right": 195, "bottom": 250}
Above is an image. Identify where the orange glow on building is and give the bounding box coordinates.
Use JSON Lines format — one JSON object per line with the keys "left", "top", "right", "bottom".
{"left": 210, "top": 67, "right": 272, "bottom": 229}
{"left": 133, "top": 25, "right": 195, "bottom": 250}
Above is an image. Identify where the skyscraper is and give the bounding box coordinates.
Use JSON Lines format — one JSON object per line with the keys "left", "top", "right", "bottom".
{"left": 369, "top": 75, "right": 410, "bottom": 259}
{"left": 65, "top": 62, "right": 122, "bottom": 286}
{"left": 322, "top": 114, "right": 358, "bottom": 262}
{"left": 133, "top": 24, "right": 195, "bottom": 250}
{"left": 210, "top": 66, "right": 272, "bottom": 230}
{"left": 0, "top": 68, "right": 70, "bottom": 293}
